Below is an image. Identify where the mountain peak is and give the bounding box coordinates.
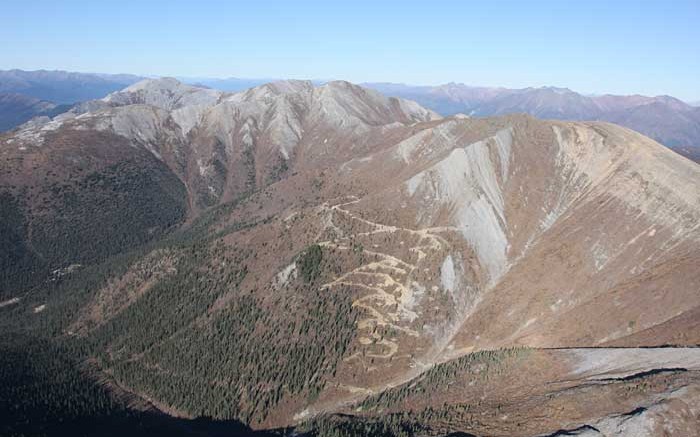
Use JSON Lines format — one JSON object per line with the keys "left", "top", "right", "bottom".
{"left": 538, "top": 85, "right": 574, "bottom": 94}
{"left": 121, "top": 76, "right": 183, "bottom": 92}
{"left": 227, "top": 79, "right": 314, "bottom": 103}
{"left": 265, "top": 79, "right": 314, "bottom": 94}
{"left": 104, "top": 77, "right": 222, "bottom": 110}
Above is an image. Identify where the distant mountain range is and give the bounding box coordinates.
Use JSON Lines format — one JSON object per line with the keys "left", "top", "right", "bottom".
{"left": 1, "top": 70, "right": 699, "bottom": 163}
{"left": 0, "top": 93, "right": 71, "bottom": 131}
{"left": 178, "top": 77, "right": 330, "bottom": 92}
{"left": 0, "top": 70, "right": 144, "bottom": 130}
{"left": 0, "top": 69, "right": 143, "bottom": 103}
{"left": 364, "top": 82, "right": 700, "bottom": 162}
{"left": 0, "top": 71, "right": 295, "bottom": 132}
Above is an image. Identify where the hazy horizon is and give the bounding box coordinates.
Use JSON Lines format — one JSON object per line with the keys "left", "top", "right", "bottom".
{"left": 2, "top": 67, "right": 699, "bottom": 103}
{"left": 2, "top": 0, "right": 699, "bottom": 101}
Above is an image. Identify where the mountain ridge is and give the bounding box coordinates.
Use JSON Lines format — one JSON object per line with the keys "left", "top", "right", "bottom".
{"left": 0, "top": 69, "right": 143, "bottom": 103}
{"left": 1, "top": 78, "right": 699, "bottom": 436}
{"left": 364, "top": 81, "right": 700, "bottom": 162}
{"left": 2, "top": 70, "right": 698, "bottom": 165}
{"left": 0, "top": 93, "right": 72, "bottom": 131}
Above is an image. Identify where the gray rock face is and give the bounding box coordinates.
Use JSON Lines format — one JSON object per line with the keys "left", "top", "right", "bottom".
{"left": 6, "top": 77, "right": 440, "bottom": 210}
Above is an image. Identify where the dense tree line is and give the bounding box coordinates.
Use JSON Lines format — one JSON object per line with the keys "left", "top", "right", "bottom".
{"left": 0, "top": 168, "right": 455, "bottom": 435}
{"left": 0, "top": 191, "right": 47, "bottom": 298}
{"left": 360, "top": 347, "right": 531, "bottom": 411}
{"left": 300, "top": 412, "right": 432, "bottom": 437}
{"left": 299, "top": 244, "right": 323, "bottom": 283}
{"left": 0, "top": 334, "right": 120, "bottom": 434}
{"left": 0, "top": 150, "right": 187, "bottom": 298}
{"left": 86, "top": 235, "right": 357, "bottom": 424}
{"left": 0, "top": 333, "right": 285, "bottom": 437}
{"left": 301, "top": 404, "right": 492, "bottom": 437}
{"left": 32, "top": 155, "right": 187, "bottom": 266}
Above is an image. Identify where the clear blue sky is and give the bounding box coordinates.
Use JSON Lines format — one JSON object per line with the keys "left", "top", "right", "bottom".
{"left": 2, "top": 0, "right": 699, "bottom": 100}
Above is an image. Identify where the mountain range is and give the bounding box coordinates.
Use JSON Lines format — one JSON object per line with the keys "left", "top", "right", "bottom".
{"left": 1, "top": 70, "right": 699, "bottom": 166}
{"left": 1, "top": 77, "right": 699, "bottom": 436}
{"left": 0, "top": 70, "right": 143, "bottom": 131}
{"left": 364, "top": 82, "right": 700, "bottom": 162}
{"left": 0, "top": 71, "right": 310, "bottom": 132}
{"left": 0, "top": 93, "right": 72, "bottom": 131}
{"left": 0, "top": 69, "right": 143, "bottom": 103}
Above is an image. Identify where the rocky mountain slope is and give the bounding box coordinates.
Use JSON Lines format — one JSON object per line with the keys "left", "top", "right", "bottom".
{"left": 0, "top": 77, "right": 437, "bottom": 296}
{"left": 1, "top": 79, "right": 699, "bottom": 436}
{"left": 365, "top": 82, "right": 700, "bottom": 163}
